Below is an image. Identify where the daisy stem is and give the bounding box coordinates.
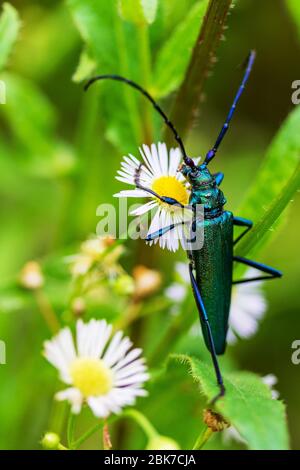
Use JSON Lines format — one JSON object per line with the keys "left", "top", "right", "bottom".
{"left": 192, "top": 426, "right": 213, "bottom": 450}
{"left": 67, "top": 412, "right": 76, "bottom": 449}
{"left": 72, "top": 422, "right": 103, "bottom": 450}
{"left": 122, "top": 409, "right": 157, "bottom": 440}
{"left": 34, "top": 288, "right": 60, "bottom": 334}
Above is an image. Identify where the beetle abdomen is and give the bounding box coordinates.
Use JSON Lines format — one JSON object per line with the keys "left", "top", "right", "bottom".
{"left": 192, "top": 211, "right": 233, "bottom": 355}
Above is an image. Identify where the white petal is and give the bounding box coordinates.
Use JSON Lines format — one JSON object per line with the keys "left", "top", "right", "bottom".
{"left": 43, "top": 327, "right": 76, "bottom": 384}
{"left": 112, "top": 348, "right": 143, "bottom": 372}
{"left": 76, "top": 319, "right": 112, "bottom": 359}
{"left": 103, "top": 332, "right": 132, "bottom": 367}
{"left": 55, "top": 387, "right": 83, "bottom": 414}
{"left": 87, "top": 396, "right": 110, "bottom": 418}
{"left": 114, "top": 189, "right": 149, "bottom": 198}
{"left": 168, "top": 148, "right": 182, "bottom": 175}
{"left": 130, "top": 200, "right": 157, "bottom": 216}
{"left": 114, "top": 372, "right": 149, "bottom": 387}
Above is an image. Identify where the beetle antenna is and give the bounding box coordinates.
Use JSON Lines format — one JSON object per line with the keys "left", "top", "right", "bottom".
{"left": 84, "top": 74, "right": 195, "bottom": 168}
{"left": 204, "top": 50, "right": 256, "bottom": 165}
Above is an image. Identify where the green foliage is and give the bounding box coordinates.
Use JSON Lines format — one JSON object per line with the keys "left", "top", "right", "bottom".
{"left": 119, "top": 0, "right": 158, "bottom": 25}
{"left": 153, "top": 0, "right": 209, "bottom": 98}
{"left": 0, "top": 3, "right": 20, "bottom": 71}
{"left": 168, "top": 355, "right": 289, "bottom": 450}
{"left": 67, "top": 0, "right": 144, "bottom": 152}
{"left": 0, "top": 0, "right": 298, "bottom": 451}
{"left": 0, "top": 72, "right": 76, "bottom": 177}
{"left": 236, "top": 107, "right": 300, "bottom": 258}
{"left": 286, "top": 0, "right": 300, "bottom": 37}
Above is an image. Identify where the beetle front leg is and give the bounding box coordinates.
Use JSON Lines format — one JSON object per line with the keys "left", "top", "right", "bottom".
{"left": 188, "top": 263, "right": 226, "bottom": 405}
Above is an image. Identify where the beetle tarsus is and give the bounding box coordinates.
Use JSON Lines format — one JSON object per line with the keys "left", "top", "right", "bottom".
{"left": 210, "top": 383, "right": 226, "bottom": 407}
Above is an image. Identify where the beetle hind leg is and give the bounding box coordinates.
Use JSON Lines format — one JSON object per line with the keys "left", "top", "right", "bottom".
{"left": 233, "top": 256, "right": 282, "bottom": 284}
{"left": 189, "top": 263, "right": 226, "bottom": 405}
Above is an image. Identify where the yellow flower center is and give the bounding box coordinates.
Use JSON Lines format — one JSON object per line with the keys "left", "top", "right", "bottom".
{"left": 152, "top": 176, "right": 189, "bottom": 206}
{"left": 70, "top": 358, "right": 113, "bottom": 397}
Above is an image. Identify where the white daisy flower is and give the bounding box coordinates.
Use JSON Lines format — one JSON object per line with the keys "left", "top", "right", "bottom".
{"left": 227, "top": 269, "right": 267, "bottom": 344}
{"left": 262, "top": 374, "right": 280, "bottom": 400}
{"left": 114, "top": 142, "right": 193, "bottom": 252}
{"left": 43, "top": 319, "right": 149, "bottom": 417}
{"left": 166, "top": 264, "right": 267, "bottom": 343}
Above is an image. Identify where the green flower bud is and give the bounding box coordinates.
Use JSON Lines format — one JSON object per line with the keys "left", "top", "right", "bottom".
{"left": 113, "top": 274, "right": 135, "bottom": 296}
{"left": 41, "top": 432, "right": 60, "bottom": 450}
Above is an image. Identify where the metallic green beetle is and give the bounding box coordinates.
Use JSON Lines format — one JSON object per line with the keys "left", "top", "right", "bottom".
{"left": 85, "top": 50, "right": 282, "bottom": 404}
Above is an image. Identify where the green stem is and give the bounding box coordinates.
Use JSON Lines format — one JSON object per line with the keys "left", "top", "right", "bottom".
{"left": 67, "top": 412, "right": 76, "bottom": 449}
{"left": 34, "top": 289, "right": 60, "bottom": 334}
{"left": 122, "top": 409, "right": 157, "bottom": 440}
{"left": 73, "top": 421, "right": 104, "bottom": 450}
{"left": 192, "top": 427, "right": 213, "bottom": 450}
{"left": 166, "top": 0, "right": 234, "bottom": 145}
{"left": 235, "top": 161, "right": 300, "bottom": 259}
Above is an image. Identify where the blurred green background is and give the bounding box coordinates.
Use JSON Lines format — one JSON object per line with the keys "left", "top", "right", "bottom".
{"left": 0, "top": 0, "right": 299, "bottom": 449}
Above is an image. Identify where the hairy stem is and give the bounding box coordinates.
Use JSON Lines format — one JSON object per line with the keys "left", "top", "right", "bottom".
{"left": 166, "top": 0, "right": 234, "bottom": 145}
{"left": 192, "top": 427, "right": 213, "bottom": 450}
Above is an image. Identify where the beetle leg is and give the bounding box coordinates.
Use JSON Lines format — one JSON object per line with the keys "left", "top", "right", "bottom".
{"left": 145, "top": 223, "right": 179, "bottom": 241}
{"left": 232, "top": 256, "right": 282, "bottom": 284}
{"left": 213, "top": 172, "right": 224, "bottom": 186}
{"left": 188, "top": 263, "right": 226, "bottom": 405}
{"left": 233, "top": 216, "right": 253, "bottom": 245}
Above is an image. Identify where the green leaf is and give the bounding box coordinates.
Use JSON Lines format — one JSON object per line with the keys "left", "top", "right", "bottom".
{"left": 0, "top": 73, "right": 76, "bottom": 177}
{"left": 12, "top": 5, "right": 79, "bottom": 80}
{"left": 235, "top": 107, "right": 300, "bottom": 258}
{"left": 169, "top": 354, "right": 289, "bottom": 450}
{"left": 0, "top": 3, "right": 21, "bottom": 71}
{"left": 119, "top": 0, "right": 158, "bottom": 25}
{"left": 153, "top": 0, "right": 209, "bottom": 98}
{"left": 286, "top": 0, "right": 300, "bottom": 39}
{"left": 72, "top": 48, "right": 97, "bottom": 83}
{"left": 141, "top": 0, "right": 158, "bottom": 24}
{"left": 67, "top": 0, "right": 142, "bottom": 152}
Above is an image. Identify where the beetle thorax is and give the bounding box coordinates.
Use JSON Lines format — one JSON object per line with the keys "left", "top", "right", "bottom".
{"left": 180, "top": 163, "right": 226, "bottom": 214}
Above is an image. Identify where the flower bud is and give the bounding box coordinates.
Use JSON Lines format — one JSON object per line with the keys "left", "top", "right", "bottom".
{"left": 20, "top": 261, "right": 44, "bottom": 290}
{"left": 72, "top": 297, "right": 86, "bottom": 317}
{"left": 133, "top": 265, "right": 162, "bottom": 300}
{"left": 41, "top": 432, "right": 60, "bottom": 450}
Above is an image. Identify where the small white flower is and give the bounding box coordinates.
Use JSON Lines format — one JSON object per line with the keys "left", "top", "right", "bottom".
{"left": 43, "top": 319, "right": 149, "bottom": 417}
{"left": 114, "top": 142, "right": 192, "bottom": 252}
{"left": 227, "top": 269, "right": 267, "bottom": 344}
{"left": 262, "top": 374, "right": 280, "bottom": 399}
